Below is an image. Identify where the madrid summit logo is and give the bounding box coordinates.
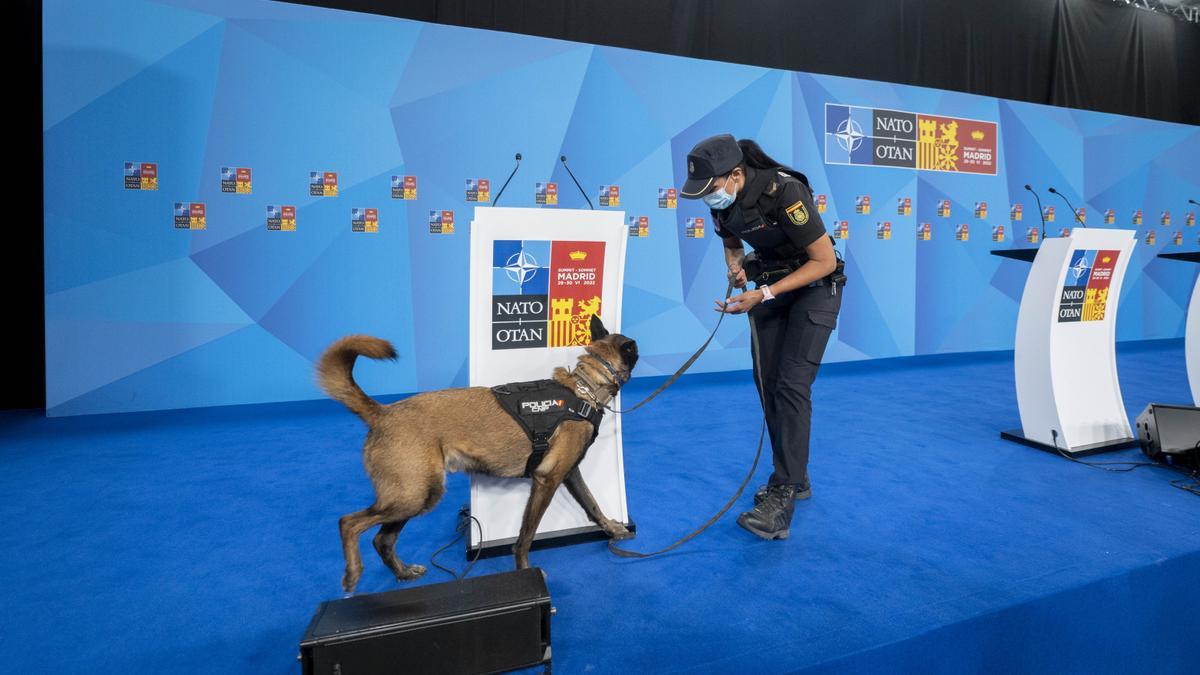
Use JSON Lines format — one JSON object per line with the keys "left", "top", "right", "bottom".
{"left": 491, "top": 240, "right": 606, "bottom": 350}
{"left": 1058, "top": 249, "right": 1120, "bottom": 323}
{"left": 825, "top": 104, "right": 998, "bottom": 175}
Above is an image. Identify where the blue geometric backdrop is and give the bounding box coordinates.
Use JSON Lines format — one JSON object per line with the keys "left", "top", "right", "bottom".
{"left": 43, "top": 0, "right": 1200, "bottom": 416}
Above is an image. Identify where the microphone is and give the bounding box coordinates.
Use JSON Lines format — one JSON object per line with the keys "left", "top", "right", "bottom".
{"left": 1189, "top": 199, "right": 1199, "bottom": 206}
{"left": 1024, "top": 184, "right": 1047, "bottom": 241}
{"left": 560, "top": 155, "right": 594, "bottom": 210}
{"left": 1048, "top": 187, "right": 1087, "bottom": 229}
{"left": 491, "top": 153, "right": 521, "bottom": 207}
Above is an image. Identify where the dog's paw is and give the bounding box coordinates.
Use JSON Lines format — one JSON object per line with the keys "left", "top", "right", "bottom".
{"left": 604, "top": 521, "right": 634, "bottom": 541}
{"left": 397, "top": 564, "right": 426, "bottom": 581}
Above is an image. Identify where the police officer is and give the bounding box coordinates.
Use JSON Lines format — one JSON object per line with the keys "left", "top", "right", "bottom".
{"left": 680, "top": 134, "right": 843, "bottom": 540}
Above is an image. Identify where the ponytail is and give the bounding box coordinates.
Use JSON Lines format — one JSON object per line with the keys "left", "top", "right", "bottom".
{"left": 737, "top": 139, "right": 784, "bottom": 170}
{"left": 737, "top": 138, "right": 811, "bottom": 191}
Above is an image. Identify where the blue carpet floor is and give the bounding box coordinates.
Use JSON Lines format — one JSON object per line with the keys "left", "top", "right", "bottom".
{"left": 2, "top": 340, "right": 1198, "bottom": 673}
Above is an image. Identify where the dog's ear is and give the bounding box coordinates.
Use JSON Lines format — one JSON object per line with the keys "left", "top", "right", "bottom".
{"left": 589, "top": 314, "right": 609, "bottom": 341}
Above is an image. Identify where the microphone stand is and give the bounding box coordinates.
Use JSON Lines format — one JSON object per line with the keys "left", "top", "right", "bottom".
{"left": 1025, "top": 184, "right": 1047, "bottom": 241}
{"left": 491, "top": 153, "right": 521, "bottom": 207}
{"left": 560, "top": 155, "right": 594, "bottom": 210}
{"left": 1048, "top": 187, "right": 1087, "bottom": 230}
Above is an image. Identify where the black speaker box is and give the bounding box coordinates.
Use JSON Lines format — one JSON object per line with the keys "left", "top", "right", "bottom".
{"left": 300, "top": 568, "right": 552, "bottom": 674}
{"left": 1136, "top": 403, "right": 1200, "bottom": 460}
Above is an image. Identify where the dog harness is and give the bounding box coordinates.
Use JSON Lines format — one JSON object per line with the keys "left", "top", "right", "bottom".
{"left": 490, "top": 379, "right": 605, "bottom": 478}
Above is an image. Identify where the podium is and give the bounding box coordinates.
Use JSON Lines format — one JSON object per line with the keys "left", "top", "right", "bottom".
{"left": 467, "top": 207, "right": 632, "bottom": 557}
{"left": 1158, "top": 251, "right": 1200, "bottom": 404}
{"left": 997, "top": 229, "right": 1139, "bottom": 456}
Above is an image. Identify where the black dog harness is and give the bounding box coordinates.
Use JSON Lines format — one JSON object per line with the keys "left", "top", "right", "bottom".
{"left": 491, "top": 380, "right": 605, "bottom": 477}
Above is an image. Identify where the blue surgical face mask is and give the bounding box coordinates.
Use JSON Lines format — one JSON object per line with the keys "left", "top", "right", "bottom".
{"left": 702, "top": 181, "right": 738, "bottom": 210}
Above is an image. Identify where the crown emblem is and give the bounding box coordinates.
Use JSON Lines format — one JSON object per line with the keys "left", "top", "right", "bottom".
{"left": 569, "top": 250, "right": 587, "bottom": 261}
{"left": 970, "top": 130, "right": 985, "bottom": 141}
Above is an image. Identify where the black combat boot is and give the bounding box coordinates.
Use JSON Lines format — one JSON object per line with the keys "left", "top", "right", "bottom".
{"left": 753, "top": 480, "right": 811, "bottom": 505}
{"left": 737, "top": 484, "right": 796, "bottom": 540}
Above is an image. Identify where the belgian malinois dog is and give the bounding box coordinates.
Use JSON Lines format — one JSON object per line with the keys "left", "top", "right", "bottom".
{"left": 319, "top": 315, "right": 637, "bottom": 593}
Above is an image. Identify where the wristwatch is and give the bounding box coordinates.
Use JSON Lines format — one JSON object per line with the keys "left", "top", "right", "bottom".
{"left": 761, "top": 284, "right": 776, "bottom": 302}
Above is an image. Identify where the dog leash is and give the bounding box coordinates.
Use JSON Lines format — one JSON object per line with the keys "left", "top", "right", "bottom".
{"left": 606, "top": 278, "right": 771, "bottom": 559}
{"left": 602, "top": 279, "right": 736, "bottom": 414}
{"left": 607, "top": 420, "right": 765, "bottom": 558}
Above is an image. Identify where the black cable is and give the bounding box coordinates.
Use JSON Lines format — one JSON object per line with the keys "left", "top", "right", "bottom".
{"left": 430, "top": 507, "right": 484, "bottom": 580}
{"left": 1050, "top": 429, "right": 1200, "bottom": 497}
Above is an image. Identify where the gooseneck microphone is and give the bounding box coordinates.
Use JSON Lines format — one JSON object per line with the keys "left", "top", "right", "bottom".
{"left": 1048, "top": 187, "right": 1087, "bottom": 229}
{"left": 560, "top": 155, "right": 594, "bottom": 210}
{"left": 491, "top": 153, "right": 521, "bottom": 207}
{"left": 1189, "top": 199, "right": 1199, "bottom": 206}
{"left": 1025, "top": 184, "right": 1047, "bottom": 241}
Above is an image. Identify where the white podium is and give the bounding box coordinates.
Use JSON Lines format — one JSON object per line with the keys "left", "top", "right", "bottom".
{"left": 1159, "top": 252, "right": 1200, "bottom": 405}
{"left": 999, "top": 229, "right": 1139, "bottom": 455}
{"left": 467, "top": 207, "right": 632, "bottom": 556}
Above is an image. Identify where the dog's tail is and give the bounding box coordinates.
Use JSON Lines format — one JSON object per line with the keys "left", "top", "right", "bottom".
{"left": 317, "top": 335, "right": 396, "bottom": 423}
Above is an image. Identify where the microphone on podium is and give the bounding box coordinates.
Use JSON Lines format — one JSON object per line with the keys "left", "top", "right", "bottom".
{"left": 491, "top": 153, "right": 522, "bottom": 207}
{"left": 1048, "top": 187, "right": 1087, "bottom": 229}
{"left": 1024, "top": 184, "right": 1047, "bottom": 241}
{"left": 560, "top": 155, "right": 594, "bottom": 210}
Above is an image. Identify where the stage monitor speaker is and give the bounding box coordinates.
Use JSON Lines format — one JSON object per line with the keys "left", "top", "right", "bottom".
{"left": 1136, "top": 404, "right": 1200, "bottom": 461}
{"left": 300, "top": 568, "right": 552, "bottom": 675}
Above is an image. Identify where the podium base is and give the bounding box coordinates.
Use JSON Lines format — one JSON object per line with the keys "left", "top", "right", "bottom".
{"left": 466, "top": 515, "right": 637, "bottom": 560}
{"left": 1000, "top": 429, "right": 1139, "bottom": 457}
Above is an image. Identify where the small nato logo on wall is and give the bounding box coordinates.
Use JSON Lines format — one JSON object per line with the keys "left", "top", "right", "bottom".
{"left": 125, "top": 162, "right": 157, "bottom": 190}
{"left": 310, "top": 171, "right": 338, "bottom": 197}
{"left": 266, "top": 205, "right": 296, "bottom": 231}
{"left": 428, "top": 210, "right": 454, "bottom": 235}
{"left": 174, "top": 202, "right": 205, "bottom": 230}
{"left": 221, "top": 167, "right": 252, "bottom": 194}
{"left": 466, "top": 178, "right": 490, "bottom": 203}
{"left": 351, "top": 208, "right": 379, "bottom": 233}
{"left": 536, "top": 182, "right": 558, "bottom": 205}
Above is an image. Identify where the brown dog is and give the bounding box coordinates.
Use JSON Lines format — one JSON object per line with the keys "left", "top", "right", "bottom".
{"left": 318, "top": 315, "right": 637, "bottom": 593}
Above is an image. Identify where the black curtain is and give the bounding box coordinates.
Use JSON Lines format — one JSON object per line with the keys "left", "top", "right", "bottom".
{"left": 288, "top": 0, "right": 1199, "bottom": 125}
{"left": 10, "top": 0, "right": 44, "bottom": 410}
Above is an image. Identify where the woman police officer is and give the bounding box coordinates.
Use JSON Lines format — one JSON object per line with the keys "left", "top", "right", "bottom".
{"left": 680, "top": 134, "right": 844, "bottom": 540}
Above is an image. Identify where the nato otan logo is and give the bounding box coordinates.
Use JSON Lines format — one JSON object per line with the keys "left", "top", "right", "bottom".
{"left": 125, "top": 162, "right": 157, "bottom": 190}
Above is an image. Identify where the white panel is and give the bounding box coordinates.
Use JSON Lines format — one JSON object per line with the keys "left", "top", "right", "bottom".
{"left": 468, "top": 207, "right": 629, "bottom": 548}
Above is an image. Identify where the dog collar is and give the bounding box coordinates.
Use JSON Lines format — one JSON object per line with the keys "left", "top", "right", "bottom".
{"left": 592, "top": 354, "right": 628, "bottom": 385}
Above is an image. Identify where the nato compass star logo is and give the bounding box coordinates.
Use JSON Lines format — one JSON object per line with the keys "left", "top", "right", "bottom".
{"left": 835, "top": 118, "right": 865, "bottom": 152}
{"left": 504, "top": 249, "right": 541, "bottom": 286}
{"left": 1070, "top": 254, "right": 1091, "bottom": 283}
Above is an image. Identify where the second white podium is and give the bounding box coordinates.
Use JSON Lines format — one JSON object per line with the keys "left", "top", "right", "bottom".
{"left": 1002, "top": 229, "right": 1138, "bottom": 455}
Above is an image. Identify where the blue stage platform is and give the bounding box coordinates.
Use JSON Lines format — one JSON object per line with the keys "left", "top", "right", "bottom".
{"left": 2, "top": 340, "right": 1197, "bottom": 673}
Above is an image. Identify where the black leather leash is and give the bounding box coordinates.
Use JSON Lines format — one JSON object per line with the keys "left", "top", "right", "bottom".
{"left": 608, "top": 421, "right": 766, "bottom": 558}
{"left": 603, "top": 279, "right": 735, "bottom": 415}
{"left": 606, "top": 278, "right": 770, "bottom": 559}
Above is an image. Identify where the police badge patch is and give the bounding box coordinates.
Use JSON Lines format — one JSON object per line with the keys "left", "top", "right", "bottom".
{"left": 785, "top": 200, "right": 809, "bottom": 226}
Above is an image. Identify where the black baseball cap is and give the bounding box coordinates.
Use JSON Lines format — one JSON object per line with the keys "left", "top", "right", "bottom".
{"left": 680, "top": 134, "right": 743, "bottom": 198}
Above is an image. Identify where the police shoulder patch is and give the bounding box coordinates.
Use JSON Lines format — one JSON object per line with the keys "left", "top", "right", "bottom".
{"left": 785, "top": 200, "right": 809, "bottom": 226}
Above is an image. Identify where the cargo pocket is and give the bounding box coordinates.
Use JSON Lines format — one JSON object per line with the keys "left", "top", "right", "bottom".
{"left": 803, "top": 310, "right": 838, "bottom": 364}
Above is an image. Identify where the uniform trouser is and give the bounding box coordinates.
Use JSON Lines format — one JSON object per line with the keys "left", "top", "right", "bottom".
{"left": 748, "top": 283, "right": 842, "bottom": 487}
